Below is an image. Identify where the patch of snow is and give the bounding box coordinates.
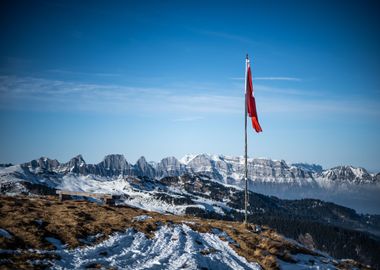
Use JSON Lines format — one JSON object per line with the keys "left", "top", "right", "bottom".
{"left": 45, "top": 237, "right": 65, "bottom": 249}
{"left": 278, "top": 253, "right": 337, "bottom": 270}
{"left": 179, "top": 154, "right": 197, "bottom": 165}
{"left": 35, "top": 219, "right": 44, "bottom": 226}
{"left": 49, "top": 224, "right": 261, "bottom": 270}
{"left": 132, "top": 215, "right": 152, "bottom": 222}
{"left": 182, "top": 221, "right": 196, "bottom": 225}
{"left": 79, "top": 233, "right": 104, "bottom": 245}
{"left": 351, "top": 167, "right": 366, "bottom": 178}
{"left": 0, "top": 228, "right": 12, "bottom": 239}
{"left": 211, "top": 228, "right": 236, "bottom": 244}
{"left": 123, "top": 191, "right": 188, "bottom": 215}
{"left": 57, "top": 174, "right": 130, "bottom": 195}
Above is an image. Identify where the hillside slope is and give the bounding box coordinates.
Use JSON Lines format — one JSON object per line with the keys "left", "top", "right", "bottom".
{"left": 0, "top": 196, "right": 370, "bottom": 270}
{"left": 1, "top": 168, "right": 380, "bottom": 268}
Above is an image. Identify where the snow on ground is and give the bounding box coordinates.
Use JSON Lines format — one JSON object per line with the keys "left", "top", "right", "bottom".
{"left": 0, "top": 165, "right": 61, "bottom": 190}
{"left": 165, "top": 184, "right": 236, "bottom": 214}
{"left": 278, "top": 253, "right": 339, "bottom": 270}
{"left": 45, "top": 237, "right": 65, "bottom": 249}
{"left": 57, "top": 175, "right": 190, "bottom": 214}
{"left": 0, "top": 166, "right": 239, "bottom": 216}
{"left": 57, "top": 175, "right": 130, "bottom": 194}
{"left": 0, "top": 165, "right": 22, "bottom": 179}
{"left": 0, "top": 228, "right": 12, "bottom": 239}
{"left": 55, "top": 174, "right": 236, "bottom": 216}
{"left": 0, "top": 165, "right": 32, "bottom": 184}
{"left": 179, "top": 154, "right": 197, "bottom": 165}
{"left": 122, "top": 192, "right": 190, "bottom": 214}
{"left": 132, "top": 215, "right": 152, "bottom": 222}
{"left": 41, "top": 224, "right": 261, "bottom": 270}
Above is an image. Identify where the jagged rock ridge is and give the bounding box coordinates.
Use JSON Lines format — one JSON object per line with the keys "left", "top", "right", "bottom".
{"left": 19, "top": 153, "right": 380, "bottom": 187}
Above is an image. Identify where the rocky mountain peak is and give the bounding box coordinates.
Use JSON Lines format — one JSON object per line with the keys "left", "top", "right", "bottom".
{"left": 156, "top": 156, "right": 185, "bottom": 178}
{"left": 187, "top": 153, "right": 214, "bottom": 167}
{"left": 69, "top": 154, "right": 86, "bottom": 164}
{"left": 61, "top": 154, "right": 87, "bottom": 174}
{"left": 136, "top": 156, "right": 148, "bottom": 164}
{"left": 134, "top": 156, "right": 155, "bottom": 178}
{"left": 322, "top": 165, "right": 373, "bottom": 184}
{"left": 375, "top": 173, "right": 380, "bottom": 184}
{"left": 99, "top": 154, "right": 128, "bottom": 170}
{"left": 24, "top": 157, "right": 60, "bottom": 171}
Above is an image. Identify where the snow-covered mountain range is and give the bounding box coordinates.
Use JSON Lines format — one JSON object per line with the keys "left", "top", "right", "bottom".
{"left": 8, "top": 153, "right": 379, "bottom": 187}
{"left": 1, "top": 153, "right": 379, "bottom": 214}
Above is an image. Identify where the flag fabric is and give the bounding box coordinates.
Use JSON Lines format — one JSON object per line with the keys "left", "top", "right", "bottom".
{"left": 246, "top": 60, "right": 262, "bottom": 133}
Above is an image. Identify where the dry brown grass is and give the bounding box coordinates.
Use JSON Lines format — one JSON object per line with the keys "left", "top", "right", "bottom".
{"left": 0, "top": 195, "right": 371, "bottom": 270}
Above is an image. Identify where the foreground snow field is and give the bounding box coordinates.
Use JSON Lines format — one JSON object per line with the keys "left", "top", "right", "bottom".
{"left": 50, "top": 224, "right": 261, "bottom": 270}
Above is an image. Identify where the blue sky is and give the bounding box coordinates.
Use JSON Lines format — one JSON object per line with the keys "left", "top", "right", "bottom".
{"left": 0, "top": 0, "right": 379, "bottom": 171}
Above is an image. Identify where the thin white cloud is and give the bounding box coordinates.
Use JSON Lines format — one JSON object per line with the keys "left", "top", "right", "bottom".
{"left": 229, "top": 77, "right": 302, "bottom": 82}
{"left": 0, "top": 75, "right": 378, "bottom": 117}
{"left": 254, "top": 77, "right": 301, "bottom": 82}
{"left": 255, "top": 84, "right": 323, "bottom": 97}
{"left": 47, "top": 69, "right": 121, "bottom": 77}
{"left": 0, "top": 76, "right": 241, "bottom": 114}
{"left": 168, "top": 94, "right": 241, "bottom": 113}
{"left": 260, "top": 96, "right": 380, "bottom": 116}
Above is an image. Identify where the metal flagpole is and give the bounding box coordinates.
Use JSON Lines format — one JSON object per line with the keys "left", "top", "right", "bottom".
{"left": 244, "top": 54, "right": 249, "bottom": 224}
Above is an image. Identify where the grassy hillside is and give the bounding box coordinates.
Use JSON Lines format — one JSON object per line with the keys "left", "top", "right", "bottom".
{"left": 0, "top": 195, "right": 371, "bottom": 270}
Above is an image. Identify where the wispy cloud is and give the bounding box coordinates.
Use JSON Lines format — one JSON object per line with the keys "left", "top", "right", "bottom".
{"left": 47, "top": 69, "right": 121, "bottom": 77}
{"left": 0, "top": 76, "right": 241, "bottom": 114}
{"left": 254, "top": 77, "right": 301, "bottom": 82}
{"left": 228, "top": 80, "right": 322, "bottom": 97}
{"left": 260, "top": 96, "right": 380, "bottom": 116}
{"left": 0, "top": 75, "right": 378, "bottom": 117}
{"left": 230, "top": 77, "right": 301, "bottom": 82}
{"left": 255, "top": 84, "right": 323, "bottom": 97}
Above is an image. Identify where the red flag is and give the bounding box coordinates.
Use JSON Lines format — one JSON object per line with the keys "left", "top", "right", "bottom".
{"left": 246, "top": 61, "right": 262, "bottom": 132}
